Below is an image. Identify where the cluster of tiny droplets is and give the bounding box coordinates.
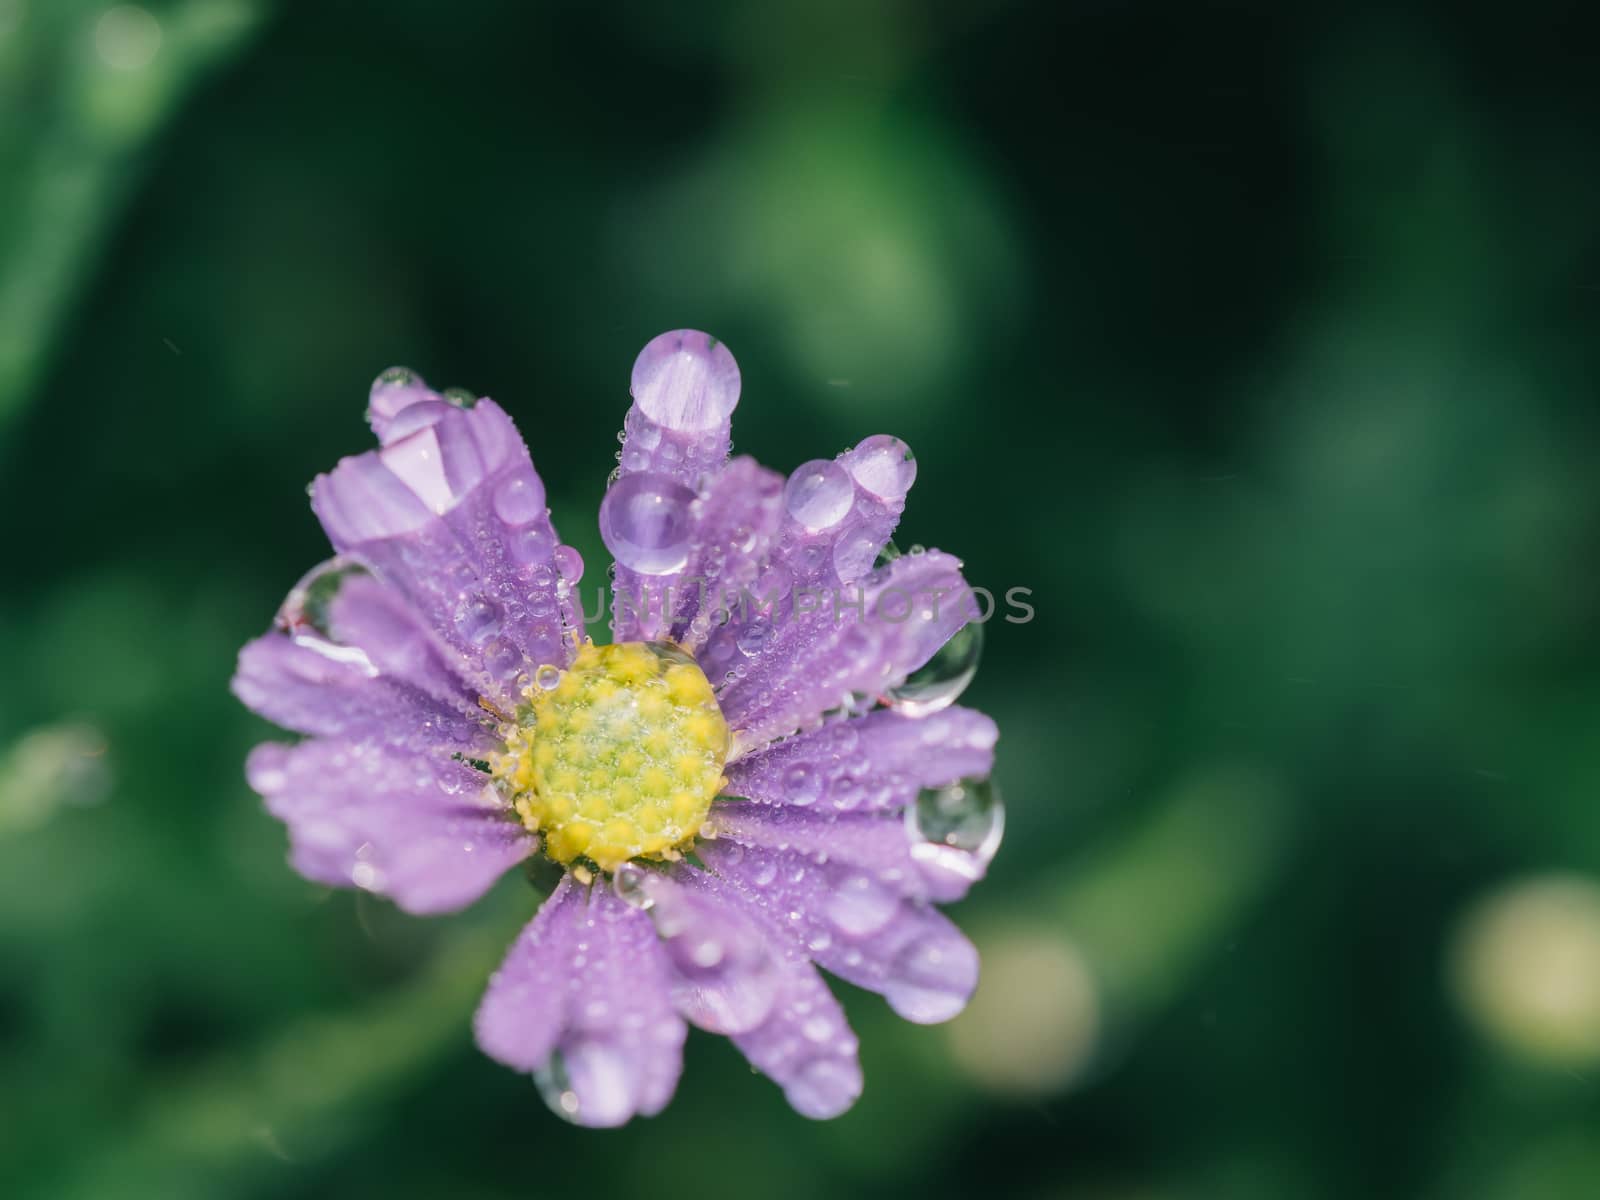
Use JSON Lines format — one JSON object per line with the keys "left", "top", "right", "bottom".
{"left": 691, "top": 436, "right": 917, "bottom": 721}
{"left": 493, "top": 642, "right": 729, "bottom": 871}
{"left": 363, "top": 369, "right": 588, "bottom": 685}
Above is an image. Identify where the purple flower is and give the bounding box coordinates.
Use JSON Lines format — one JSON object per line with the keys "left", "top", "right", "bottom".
{"left": 233, "top": 331, "right": 1002, "bottom": 1126}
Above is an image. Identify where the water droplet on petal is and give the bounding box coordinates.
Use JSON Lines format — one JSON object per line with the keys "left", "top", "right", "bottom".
{"left": 887, "top": 621, "right": 983, "bottom": 716}
{"left": 884, "top": 931, "right": 979, "bottom": 1023}
{"left": 367, "top": 366, "right": 439, "bottom": 440}
{"left": 350, "top": 860, "right": 385, "bottom": 891}
{"left": 374, "top": 365, "right": 420, "bottom": 391}
{"left": 802, "top": 1014, "right": 835, "bottom": 1042}
{"left": 481, "top": 636, "right": 523, "bottom": 679}
{"left": 826, "top": 873, "right": 899, "bottom": 938}
{"left": 786, "top": 1057, "right": 862, "bottom": 1119}
{"left": 536, "top": 1040, "right": 636, "bottom": 1127}
{"left": 736, "top": 620, "right": 773, "bottom": 657}
{"left": 508, "top": 525, "right": 555, "bottom": 566}
{"left": 630, "top": 330, "right": 741, "bottom": 432}
{"left": 847, "top": 434, "right": 917, "bottom": 501}
{"left": 781, "top": 763, "right": 821, "bottom": 807}
{"left": 534, "top": 663, "right": 563, "bottom": 691}
{"left": 276, "top": 558, "right": 372, "bottom": 637}
{"left": 612, "top": 862, "right": 655, "bottom": 910}
{"left": 599, "top": 472, "right": 696, "bottom": 574}
{"left": 494, "top": 472, "right": 546, "bottom": 526}
{"left": 553, "top": 544, "right": 585, "bottom": 582}
{"left": 458, "top": 595, "right": 503, "bottom": 644}
{"left": 831, "top": 528, "right": 882, "bottom": 581}
{"left": 442, "top": 385, "right": 478, "bottom": 408}
{"left": 907, "top": 777, "right": 1005, "bottom": 882}
{"left": 785, "top": 460, "right": 855, "bottom": 530}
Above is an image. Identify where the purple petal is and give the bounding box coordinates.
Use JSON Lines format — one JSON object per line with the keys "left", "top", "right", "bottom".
{"left": 649, "top": 870, "right": 864, "bottom": 1126}
{"left": 623, "top": 330, "right": 740, "bottom": 468}
{"left": 696, "top": 434, "right": 916, "bottom": 682}
{"left": 723, "top": 706, "right": 997, "bottom": 814}
{"left": 473, "top": 875, "right": 584, "bottom": 1073}
{"left": 733, "top": 957, "right": 863, "bottom": 1119}
{"left": 607, "top": 333, "right": 758, "bottom": 642}
{"left": 668, "top": 457, "right": 787, "bottom": 646}
{"left": 245, "top": 738, "right": 531, "bottom": 914}
{"left": 606, "top": 456, "right": 786, "bottom": 645}
{"left": 319, "top": 573, "right": 486, "bottom": 713}
{"left": 232, "top": 633, "right": 484, "bottom": 751}
{"left": 367, "top": 367, "right": 448, "bottom": 443}
{"left": 710, "top": 800, "right": 984, "bottom": 904}
{"left": 233, "top": 564, "right": 494, "bottom": 750}
{"left": 477, "top": 881, "right": 686, "bottom": 1127}
{"left": 778, "top": 435, "right": 914, "bottom": 587}
{"left": 630, "top": 867, "right": 784, "bottom": 1035}
{"left": 667, "top": 867, "right": 864, "bottom": 1117}
{"left": 701, "top": 838, "right": 980, "bottom": 1024}
{"left": 310, "top": 393, "right": 580, "bottom": 702}
{"left": 717, "top": 550, "right": 976, "bottom": 751}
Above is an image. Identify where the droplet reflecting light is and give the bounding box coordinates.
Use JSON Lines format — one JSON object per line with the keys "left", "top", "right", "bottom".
{"left": 887, "top": 620, "right": 983, "bottom": 716}
{"left": 599, "top": 471, "right": 696, "bottom": 574}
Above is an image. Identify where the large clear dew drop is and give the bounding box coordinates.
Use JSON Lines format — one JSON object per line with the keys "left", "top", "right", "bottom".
{"left": 784, "top": 459, "right": 855, "bottom": 530}
{"left": 846, "top": 434, "right": 917, "bottom": 501}
{"left": 907, "top": 776, "right": 1004, "bottom": 881}
{"left": 276, "top": 558, "right": 371, "bottom": 638}
{"left": 630, "top": 330, "right": 741, "bottom": 432}
{"left": 886, "top": 620, "right": 982, "bottom": 716}
{"left": 599, "top": 471, "right": 696, "bottom": 575}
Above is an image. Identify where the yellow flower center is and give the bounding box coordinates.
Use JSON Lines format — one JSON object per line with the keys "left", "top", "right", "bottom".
{"left": 493, "top": 641, "right": 728, "bottom": 872}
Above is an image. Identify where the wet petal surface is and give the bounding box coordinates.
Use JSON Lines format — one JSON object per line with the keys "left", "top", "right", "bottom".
{"left": 723, "top": 706, "right": 997, "bottom": 814}
{"left": 245, "top": 739, "right": 531, "bottom": 914}
{"left": 701, "top": 839, "right": 979, "bottom": 1024}
{"left": 476, "top": 881, "right": 686, "bottom": 1127}
{"left": 311, "top": 387, "right": 580, "bottom": 703}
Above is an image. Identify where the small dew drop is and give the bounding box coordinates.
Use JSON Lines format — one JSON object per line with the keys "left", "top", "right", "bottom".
{"left": 612, "top": 862, "right": 655, "bottom": 910}
{"left": 553, "top": 544, "right": 584, "bottom": 582}
{"left": 784, "top": 460, "right": 855, "bottom": 530}
{"left": 534, "top": 1050, "right": 583, "bottom": 1122}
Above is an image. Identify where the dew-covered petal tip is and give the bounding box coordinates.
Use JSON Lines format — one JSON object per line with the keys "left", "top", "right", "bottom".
{"left": 700, "top": 837, "right": 980, "bottom": 1024}
{"left": 245, "top": 739, "right": 533, "bottom": 914}
{"left": 476, "top": 880, "right": 686, "bottom": 1127}
{"left": 604, "top": 456, "right": 786, "bottom": 644}
{"left": 615, "top": 865, "right": 785, "bottom": 1035}
{"left": 718, "top": 550, "right": 976, "bottom": 751}
{"left": 670, "top": 867, "right": 864, "bottom": 1117}
{"left": 311, "top": 380, "right": 581, "bottom": 699}
{"left": 231, "top": 560, "right": 495, "bottom": 752}
{"left": 732, "top": 957, "right": 863, "bottom": 1119}
{"left": 605, "top": 330, "right": 757, "bottom": 643}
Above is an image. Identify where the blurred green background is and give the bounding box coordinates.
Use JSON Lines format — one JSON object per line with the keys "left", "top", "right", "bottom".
{"left": 3, "top": 1, "right": 1600, "bottom": 1197}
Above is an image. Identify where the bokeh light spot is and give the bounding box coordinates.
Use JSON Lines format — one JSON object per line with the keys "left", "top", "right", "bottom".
{"left": 948, "top": 929, "right": 1100, "bottom": 1096}
{"left": 95, "top": 5, "right": 161, "bottom": 71}
{"left": 1453, "top": 874, "right": 1600, "bottom": 1067}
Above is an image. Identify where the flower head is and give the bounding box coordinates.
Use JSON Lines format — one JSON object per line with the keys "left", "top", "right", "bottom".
{"left": 233, "top": 331, "right": 1002, "bottom": 1125}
